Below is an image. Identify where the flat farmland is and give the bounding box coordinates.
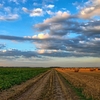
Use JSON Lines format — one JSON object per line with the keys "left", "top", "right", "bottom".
{"left": 56, "top": 68, "right": 100, "bottom": 100}
{"left": 0, "top": 67, "right": 100, "bottom": 100}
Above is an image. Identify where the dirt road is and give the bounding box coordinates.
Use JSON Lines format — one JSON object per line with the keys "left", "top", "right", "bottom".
{"left": 0, "top": 69, "right": 81, "bottom": 100}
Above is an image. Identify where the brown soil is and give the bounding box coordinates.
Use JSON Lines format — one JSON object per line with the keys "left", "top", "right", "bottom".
{"left": 0, "top": 69, "right": 81, "bottom": 100}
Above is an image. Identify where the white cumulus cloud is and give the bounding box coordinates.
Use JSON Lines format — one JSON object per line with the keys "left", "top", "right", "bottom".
{"left": 22, "top": 7, "right": 43, "bottom": 17}
{"left": 46, "top": 4, "right": 54, "bottom": 9}
{"left": 78, "top": 0, "right": 100, "bottom": 19}
{"left": 0, "top": 14, "right": 19, "bottom": 21}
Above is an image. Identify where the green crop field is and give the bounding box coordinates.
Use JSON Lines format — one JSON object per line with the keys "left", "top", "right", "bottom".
{"left": 0, "top": 67, "right": 49, "bottom": 91}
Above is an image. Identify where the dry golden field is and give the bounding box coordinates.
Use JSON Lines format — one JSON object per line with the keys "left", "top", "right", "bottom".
{"left": 56, "top": 68, "right": 100, "bottom": 100}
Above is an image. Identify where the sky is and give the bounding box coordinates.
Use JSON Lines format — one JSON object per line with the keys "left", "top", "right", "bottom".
{"left": 0, "top": 0, "right": 100, "bottom": 67}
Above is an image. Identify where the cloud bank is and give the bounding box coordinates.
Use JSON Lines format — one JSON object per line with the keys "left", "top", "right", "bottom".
{"left": 0, "top": 0, "right": 100, "bottom": 63}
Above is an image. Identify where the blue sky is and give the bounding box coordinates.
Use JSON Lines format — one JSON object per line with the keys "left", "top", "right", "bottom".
{"left": 0, "top": 0, "right": 100, "bottom": 67}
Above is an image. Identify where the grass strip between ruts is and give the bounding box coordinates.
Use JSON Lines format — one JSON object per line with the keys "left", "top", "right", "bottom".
{"left": 57, "top": 72, "right": 94, "bottom": 100}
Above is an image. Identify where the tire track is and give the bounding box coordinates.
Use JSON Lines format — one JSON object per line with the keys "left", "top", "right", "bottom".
{"left": 15, "top": 70, "right": 51, "bottom": 100}
{"left": 38, "top": 69, "right": 80, "bottom": 100}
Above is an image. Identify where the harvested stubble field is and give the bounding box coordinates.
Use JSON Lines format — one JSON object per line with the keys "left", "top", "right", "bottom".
{"left": 0, "top": 67, "right": 100, "bottom": 100}
{"left": 56, "top": 68, "right": 100, "bottom": 100}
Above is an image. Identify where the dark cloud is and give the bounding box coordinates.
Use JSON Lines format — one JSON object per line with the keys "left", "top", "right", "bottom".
{"left": 0, "top": 49, "right": 38, "bottom": 58}
{"left": 0, "top": 35, "right": 25, "bottom": 41}
{"left": 39, "top": 50, "right": 100, "bottom": 57}
{"left": 34, "top": 18, "right": 77, "bottom": 36}
{"left": 33, "top": 11, "right": 100, "bottom": 38}
{"left": 34, "top": 11, "right": 71, "bottom": 34}
{"left": 0, "top": 34, "right": 100, "bottom": 57}
{"left": 34, "top": 23, "right": 50, "bottom": 32}
{"left": 0, "top": 44, "right": 6, "bottom": 49}
{"left": 0, "top": 34, "right": 66, "bottom": 42}
{"left": 81, "top": 20, "right": 100, "bottom": 36}
{"left": 35, "top": 19, "right": 100, "bottom": 37}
